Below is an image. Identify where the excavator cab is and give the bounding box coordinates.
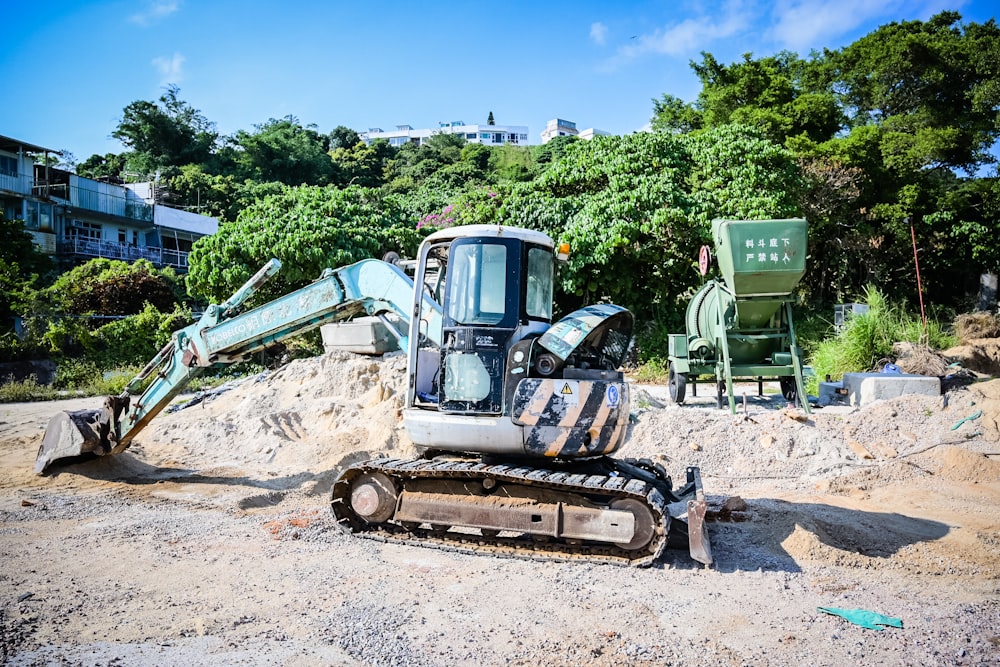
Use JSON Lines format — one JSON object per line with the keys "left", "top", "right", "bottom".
{"left": 402, "top": 225, "right": 636, "bottom": 460}
{"left": 434, "top": 233, "right": 554, "bottom": 414}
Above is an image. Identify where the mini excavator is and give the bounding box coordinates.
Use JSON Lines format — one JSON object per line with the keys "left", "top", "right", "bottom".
{"left": 35, "top": 225, "right": 712, "bottom": 567}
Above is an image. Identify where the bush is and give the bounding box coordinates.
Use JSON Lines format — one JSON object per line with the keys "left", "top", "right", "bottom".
{"left": 54, "top": 358, "right": 101, "bottom": 390}
{"left": 91, "top": 303, "right": 190, "bottom": 368}
{"left": 807, "top": 285, "right": 956, "bottom": 390}
{"left": 0, "top": 375, "right": 60, "bottom": 403}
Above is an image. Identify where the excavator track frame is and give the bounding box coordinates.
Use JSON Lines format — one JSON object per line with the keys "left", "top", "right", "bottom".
{"left": 332, "top": 457, "right": 711, "bottom": 567}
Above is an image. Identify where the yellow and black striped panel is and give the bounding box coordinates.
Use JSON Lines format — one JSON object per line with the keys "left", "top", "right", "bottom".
{"left": 511, "top": 378, "right": 630, "bottom": 458}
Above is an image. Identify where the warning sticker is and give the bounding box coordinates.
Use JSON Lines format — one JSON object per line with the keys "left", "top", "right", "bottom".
{"left": 560, "top": 382, "right": 579, "bottom": 406}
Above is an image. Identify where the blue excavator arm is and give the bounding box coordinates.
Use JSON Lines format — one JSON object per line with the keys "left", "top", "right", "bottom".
{"left": 34, "top": 258, "right": 441, "bottom": 474}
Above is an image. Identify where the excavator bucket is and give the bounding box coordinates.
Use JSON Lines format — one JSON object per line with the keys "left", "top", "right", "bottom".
{"left": 35, "top": 410, "right": 106, "bottom": 474}
{"left": 34, "top": 398, "right": 124, "bottom": 475}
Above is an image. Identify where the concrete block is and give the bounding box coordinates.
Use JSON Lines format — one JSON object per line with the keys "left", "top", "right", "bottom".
{"left": 321, "top": 316, "right": 400, "bottom": 355}
{"left": 818, "top": 381, "right": 847, "bottom": 407}
{"left": 843, "top": 372, "right": 940, "bottom": 407}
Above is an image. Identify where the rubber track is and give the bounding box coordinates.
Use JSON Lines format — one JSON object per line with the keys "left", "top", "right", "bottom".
{"left": 331, "top": 457, "right": 670, "bottom": 567}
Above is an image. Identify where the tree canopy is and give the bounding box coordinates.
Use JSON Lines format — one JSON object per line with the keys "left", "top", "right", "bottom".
{"left": 22, "top": 9, "right": 993, "bottom": 369}
{"left": 186, "top": 186, "right": 423, "bottom": 303}
{"left": 112, "top": 85, "right": 218, "bottom": 175}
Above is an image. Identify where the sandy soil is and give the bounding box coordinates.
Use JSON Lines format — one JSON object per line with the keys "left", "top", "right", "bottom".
{"left": 1, "top": 350, "right": 999, "bottom": 666}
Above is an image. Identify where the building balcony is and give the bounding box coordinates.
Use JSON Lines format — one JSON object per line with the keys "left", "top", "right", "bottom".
{"left": 57, "top": 238, "right": 190, "bottom": 271}
{"left": 0, "top": 171, "right": 32, "bottom": 196}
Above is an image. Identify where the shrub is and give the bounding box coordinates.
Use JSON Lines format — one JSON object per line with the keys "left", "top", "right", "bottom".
{"left": 807, "top": 285, "right": 956, "bottom": 390}
{"left": 91, "top": 303, "right": 190, "bottom": 368}
{"left": 0, "top": 375, "right": 60, "bottom": 403}
{"left": 54, "top": 358, "right": 101, "bottom": 390}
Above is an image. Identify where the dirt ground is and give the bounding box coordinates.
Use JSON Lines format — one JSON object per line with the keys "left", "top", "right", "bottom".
{"left": 1, "top": 350, "right": 999, "bottom": 666}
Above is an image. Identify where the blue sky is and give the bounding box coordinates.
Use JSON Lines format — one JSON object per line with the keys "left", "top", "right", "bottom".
{"left": 2, "top": 0, "right": 995, "bottom": 163}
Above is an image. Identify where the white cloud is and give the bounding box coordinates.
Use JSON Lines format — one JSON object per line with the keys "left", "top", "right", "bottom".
{"left": 765, "top": 0, "right": 962, "bottom": 51}
{"left": 130, "top": 0, "right": 181, "bottom": 27}
{"left": 153, "top": 53, "right": 185, "bottom": 87}
{"left": 590, "top": 22, "right": 609, "bottom": 46}
{"left": 611, "top": 0, "right": 751, "bottom": 63}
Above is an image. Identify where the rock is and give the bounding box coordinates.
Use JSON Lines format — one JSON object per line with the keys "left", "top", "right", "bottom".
{"left": 847, "top": 439, "right": 874, "bottom": 460}
{"left": 721, "top": 496, "right": 747, "bottom": 512}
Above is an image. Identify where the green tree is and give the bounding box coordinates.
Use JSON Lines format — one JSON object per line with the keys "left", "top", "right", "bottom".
{"left": 827, "top": 11, "right": 1000, "bottom": 172}
{"left": 39, "top": 259, "right": 182, "bottom": 317}
{"left": 330, "top": 138, "right": 396, "bottom": 188}
{"left": 385, "top": 132, "right": 467, "bottom": 189}
{"left": 677, "top": 51, "right": 842, "bottom": 144}
{"left": 112, "top": 85, "right": 218, "bottom": 174}
{"left": 230, "top": 117, "right": 337, "bottom": 186}
{"left": 329, "top": 125, "right": 362, "bottom": 150}
{"left": 166, "top": 165, "right": 241, "bottom": 221}
{"left": 0, "top": 216, "right": 54, "bottom": 359}
{"left": 186, "top": 186, "right": 424, "bottom": 302}
{"left": 650, "top": 94, "right": 703, "bottom": 134}
{"left": 531, "top": 135, "right": 579, "bottom": 171}
{"left": 76, "top": 153, "right": 129, "bottom": 181}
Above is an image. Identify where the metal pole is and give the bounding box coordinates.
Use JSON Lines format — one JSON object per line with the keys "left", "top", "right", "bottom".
{"left": 908, "top": 217, "right": 928, "bottom": 343}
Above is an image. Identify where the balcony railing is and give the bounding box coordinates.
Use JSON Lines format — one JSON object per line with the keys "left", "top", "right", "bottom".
{"left": 57, "top": 238, "right": 190, "bottom": 270}
{"left": 0, "top": 171, "right": 32, "bottom": 195}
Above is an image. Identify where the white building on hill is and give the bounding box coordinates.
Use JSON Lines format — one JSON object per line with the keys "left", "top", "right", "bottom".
{"left": 362, "top": 121, "right": 529, "bottom": 148}
{"left": 540, "top": 118, "right": 611, "bottom": 143}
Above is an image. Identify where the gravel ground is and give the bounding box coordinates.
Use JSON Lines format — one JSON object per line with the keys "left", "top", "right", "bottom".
{"left": 1, "top": 351, "right": 998, "bottom": 666}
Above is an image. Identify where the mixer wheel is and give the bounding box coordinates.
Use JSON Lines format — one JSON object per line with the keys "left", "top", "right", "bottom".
{"left": 780, "top": 377, "right": 797, "bottom": 403}
{"left": 668, "top": 362, "right": 687, "bottom": 404}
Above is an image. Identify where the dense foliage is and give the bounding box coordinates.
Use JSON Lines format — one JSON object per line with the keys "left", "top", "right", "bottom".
{"left": 186, "top": 186, "right": 424, "bottom": 302}
{"left": 6, "top": 11, "right": 997, "bottom": 381}
{"left": 0, "top": 216, "right": 54, "bottom": 360}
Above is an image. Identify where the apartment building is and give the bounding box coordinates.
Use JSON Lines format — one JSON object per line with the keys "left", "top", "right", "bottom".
{"left": 362, "top": 121, "right": 529, "bottom": 148}
{"left": 0, "top": 134, "right": 217, "bottom": 272}
{"left": 540, "top": 118, "right": 611, "bottom": 144}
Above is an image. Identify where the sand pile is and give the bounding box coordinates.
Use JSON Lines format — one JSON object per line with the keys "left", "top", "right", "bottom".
{"left": 943, "top": 339, "right": 1000, "bottom": 376}
{"left": 966, "top": 378, "right": 1000, "bottom": 441}
{"left": 626, "top": 383, "right": 997, "bottom": 495}
{"left": 137, "top": 350, "right": 415, "bottom": 474}
{"left": 954, "top": 312, "right": 1000, "bottom": 341}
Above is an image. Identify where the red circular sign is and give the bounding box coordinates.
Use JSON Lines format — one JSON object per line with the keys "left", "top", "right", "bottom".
{"left": 698, "top": 245, "right": 711, "bottom": 276}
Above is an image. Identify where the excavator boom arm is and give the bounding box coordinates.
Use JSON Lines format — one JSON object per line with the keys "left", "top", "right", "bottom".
{"left": 35, "top": 258, "right": 440, "bottom": 473}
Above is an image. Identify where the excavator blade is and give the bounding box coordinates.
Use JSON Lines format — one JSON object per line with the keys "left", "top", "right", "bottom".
{"left": 681, "top": 466, "right": 713, "bottom": 566}
{"left": 34, "top": 409, "right": 111, "bottom": 475}
{"left": 686, "top": 497, "right": 713, "bottom": 566}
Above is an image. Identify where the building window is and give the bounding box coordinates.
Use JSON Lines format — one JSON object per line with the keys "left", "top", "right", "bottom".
{"left": 519, "top": 134, "right": 528, "bottom": 141}
{"left": 0, "top": 155, "right": 17, "bottom": 177}
{"left": 68, "top": 220, "right": 102, "bottom": 241}
{"left": 24, "top": 201, "right": 53, "bottom": 230}
{"left": 493, "top": 133, "right": 503, "bottom": 143}
{"left": 118, "top": 229, "right": 127, "bottom": 244}
{"left": 466, "top": 133, "right": 476, "bottom": 139}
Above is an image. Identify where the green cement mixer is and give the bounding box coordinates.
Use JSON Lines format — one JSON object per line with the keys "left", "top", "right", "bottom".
{"left": 667, "top": 218, "right": 810, "bottom": 413}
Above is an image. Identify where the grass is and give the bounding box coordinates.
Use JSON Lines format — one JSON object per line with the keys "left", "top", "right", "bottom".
{"left": 0, "top": 375, "right": 62, "bottom": 403}
{"left": 806, "top": 285, "right": 957, "bottom": 392}
{"left": 629, "top": 358, "right": 670, "bottom": 384}
{"left": 0, "top": 360, "right": 265, "bottom": 404}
